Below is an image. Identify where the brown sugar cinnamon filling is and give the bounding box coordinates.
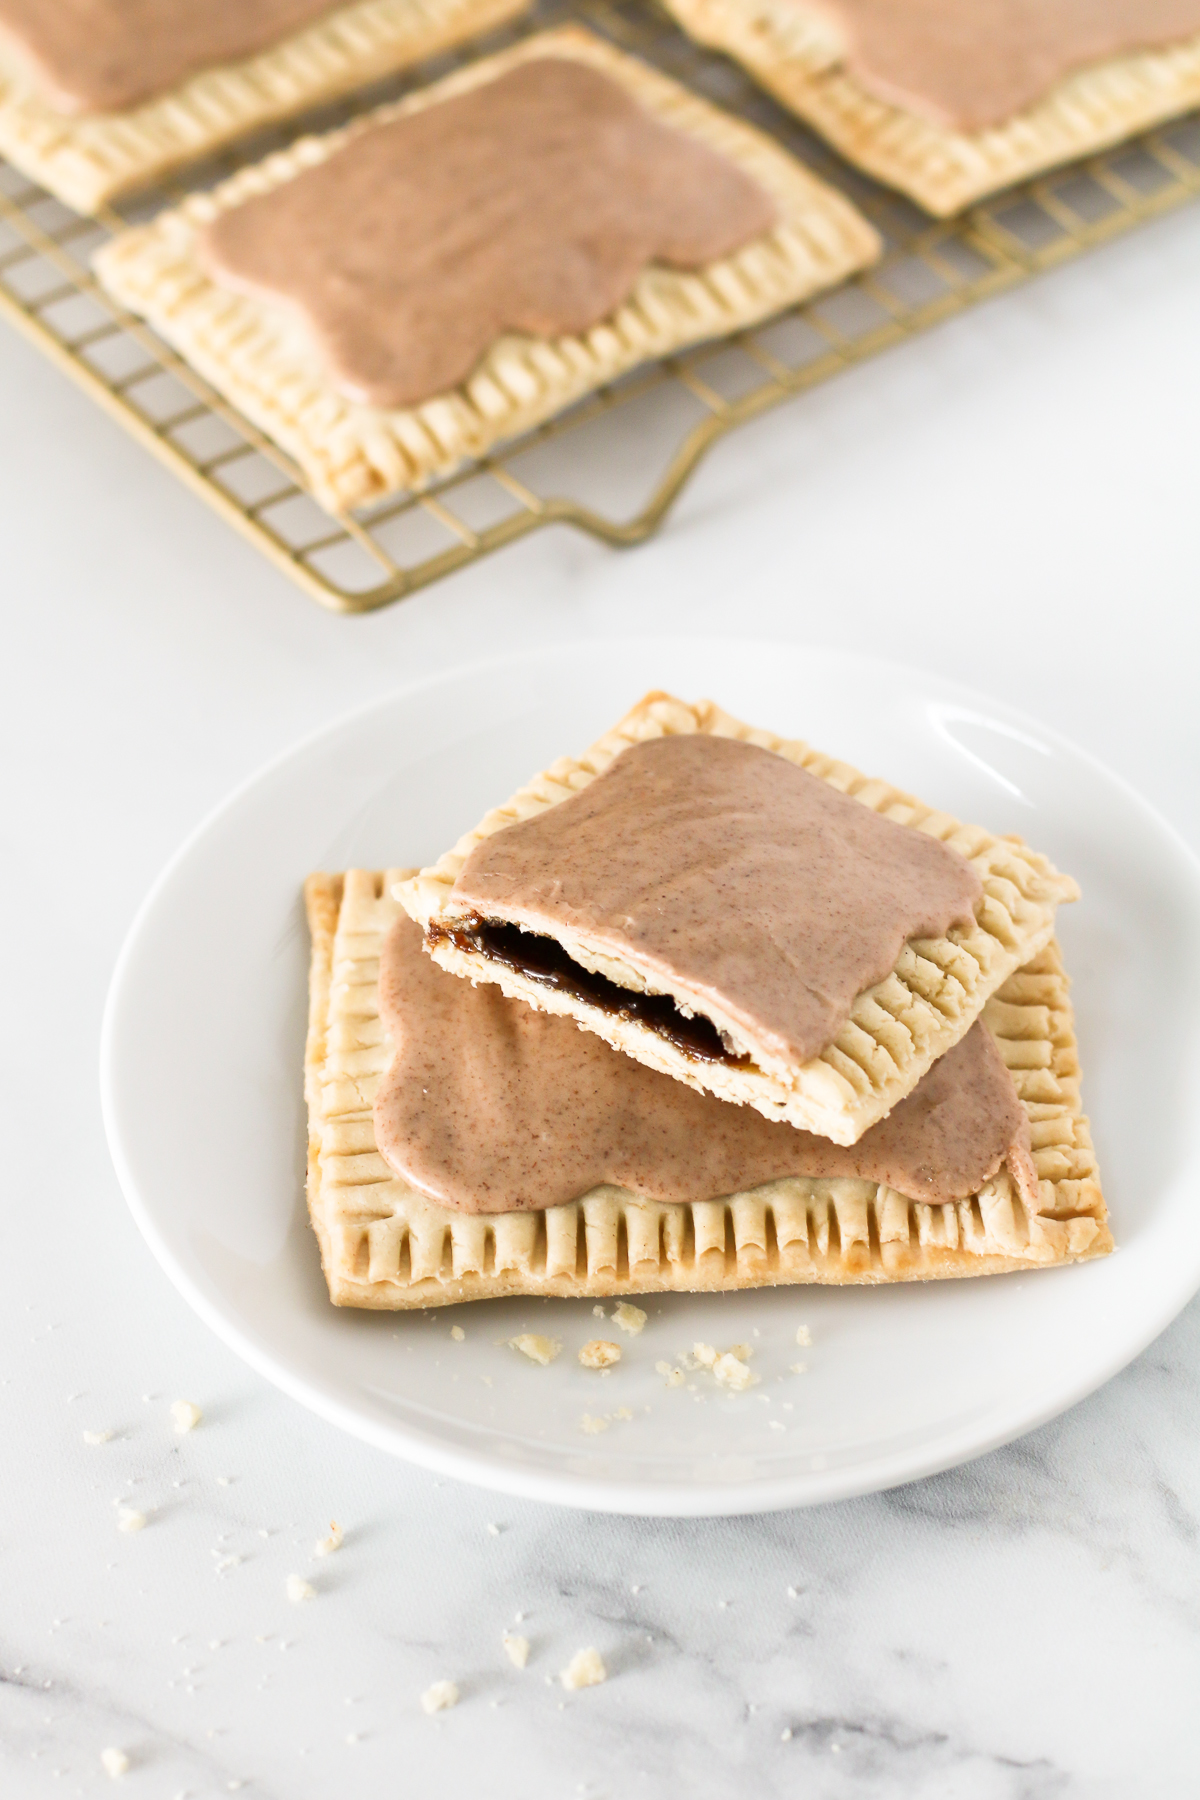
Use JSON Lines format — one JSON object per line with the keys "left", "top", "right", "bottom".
{"left": 428, "top": 914, "right": 751, "bottom": 1067}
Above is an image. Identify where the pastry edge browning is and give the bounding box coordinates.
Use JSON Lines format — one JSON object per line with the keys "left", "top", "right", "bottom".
{"left": 0, "top": 0, "right": 532, "bottom": 213}
{"left": 658, "top": 0, "right": 1200, "bottom": 216}
{"left": 91, "top": 27, "right": 882, "bottom": 511}
{"left": 305, "top": 869, "right": 1110, "bottom": 1311}
{"left": 398, "top": 693, "right": 1079, "bottom": 1145}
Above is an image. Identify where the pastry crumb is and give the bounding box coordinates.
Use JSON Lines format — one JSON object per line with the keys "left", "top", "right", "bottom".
{"left": 486, "top": 1522, "right": 502, "bottom": 1536}
{"left": 781, "top": 1727, "right": 793, "bottom": 1742}
{"left": 713, "top": 1352, "right": 757, "bottom": 1392}
{"left": 578, "top": 1339, "right": 621, "bottom": 1370}
{"left": 421, "top": 1679, "right": 460, "bottom": 1714}
{"left": 560, "top": 1647, "right": 606, "bottom": 1691}
{"left": 768, "top": 1419, "right": 785, "bottom": 1432}
{"left": 83, "top": 1429, "right": 115, "bottom": 1445}
{"left": 286, "top": 1574, "right": 315, "bottom": 1603}
{"left": 509, "top": 1333, "right": 560, "bottom": 1366}
{"left": 314, "top": 1520, "right": 343, "bottom": 1556}
{"left": 592, "top": 1305, "right": 607, "bottom": 1318}
{"left": 117, "top": 1508, "right": 146, "bottom": 1533}
{"left": 503, "top": 1633, "right": 530, "bottom": 1668}
{"left": 795, "top": 1325, "right": 812, "bottom": 1347}
{"left": 612, "top": 1303, "right": 647, "bottom": 1336}
{"left": 450, "top": 1325, "right": 465, "bottom": 1341}
{"left": 655, "top": 1361, "right": 685, "bottom": 1389}
{"left": 613, "top": 1406, "right": 633, "bottom": 1421}
{"left": 691, "top": 1342, "right": 718, "bottom": 1368}
{"left": 100, "top": 1747, "right": 129, "bottom": 1779}
{"left": 579, "top": 1414, "right": 609, "bottom": 1435}
{"left": 727, "top": 1343, "right": 753, "bottom": 1361}
{"left": 170, "top": 1399, "right": 202, "bottom": 1434}
{"left": 789, "top": 1362, "right": 808, "bottom": 1375}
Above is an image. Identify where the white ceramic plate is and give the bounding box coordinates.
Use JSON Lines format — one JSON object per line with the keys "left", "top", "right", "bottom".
{"left": 101, "top": 640, "right": 1200, "bottom": 1515}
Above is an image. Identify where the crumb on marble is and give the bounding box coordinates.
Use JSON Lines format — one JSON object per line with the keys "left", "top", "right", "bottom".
{"left": 286, "top": 1574, "right": 315, "bottom": 1603}
{"left": 578, "top": 1339, "right": 621, "bottom": 1370}
{"left": 509, "top": 1334, "right": 561, "bottom": 1366}
{"left": 421, "top": 1679, "right": 460, "bottom": 1714}
{"left": 83, "top": 1429, "right": 115, "bottom": 1445}
{"left": 116, "top": 1507, "right": 146, "bottom": 1534}
{"left": 560, "top": 1648, "right": 606, "bottom": 1691}
{"left": 486, "top": 1522, "right": 502, "bottom": 1536}
{"left": 170, "top": 1400, "right": 202, "bottom": 1434}
{"left": 315, "top": 1520, "right": 343, "bottom": 1556}
{"left": 100, "top": 1747, "right": 129, "bottom": 1779}
{"left": 503, "top": 1632, "right": 530, "bottom": 1668}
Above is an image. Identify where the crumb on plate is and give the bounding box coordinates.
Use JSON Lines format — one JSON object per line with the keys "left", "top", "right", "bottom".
{"left": 509, "top": 1334, "right": 561, "bottom": 1366}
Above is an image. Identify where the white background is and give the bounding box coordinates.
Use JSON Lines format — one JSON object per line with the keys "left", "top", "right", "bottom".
{"left": 3, "top": 197, "right": 1200, "bottom": 1798}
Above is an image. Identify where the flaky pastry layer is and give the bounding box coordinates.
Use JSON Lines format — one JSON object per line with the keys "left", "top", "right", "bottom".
{"left": 0, "top": 0, "right": 530, "bottom": 213}
{"left": 305, "top": 868, "right": 1109, "bottom": 1310}
{"left": 92, "top": 27, "right": 881, "bottom": 512}
{"left": 398, "top": 693, "right": 1079, "bottom": 1145}
{"left": 659, "top": 0, "right": 1200, "bottom": 215}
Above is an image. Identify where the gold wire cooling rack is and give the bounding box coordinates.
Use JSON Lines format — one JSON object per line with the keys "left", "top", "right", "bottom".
{"left": 2, "top": 0, "right": 1200, "bottom": 614}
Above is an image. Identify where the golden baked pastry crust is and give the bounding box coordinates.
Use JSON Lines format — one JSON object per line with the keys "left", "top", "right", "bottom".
{"left": 398, "top": 692, "right": 1080, "bottom": 1145}
{"left": 659, "top": 0, "right": 1200, "bottom": 215}
{"left": 92, "top": 27, "right": 882, "bottom": 512}
{"left": 305, "top": 867, "right": 1109, "bottom": 1310}
{"left": 0, "top": 0, "right": 532, "bottom": 212}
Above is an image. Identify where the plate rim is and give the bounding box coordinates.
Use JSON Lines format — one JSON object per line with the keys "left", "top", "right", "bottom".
{"left": 100, "top": 637, "right": 1200, "bottom": 1516}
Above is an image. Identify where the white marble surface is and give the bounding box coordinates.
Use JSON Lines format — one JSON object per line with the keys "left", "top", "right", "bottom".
{"left": 4, "top": 197, "right": 1200, "bottom": 1799}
